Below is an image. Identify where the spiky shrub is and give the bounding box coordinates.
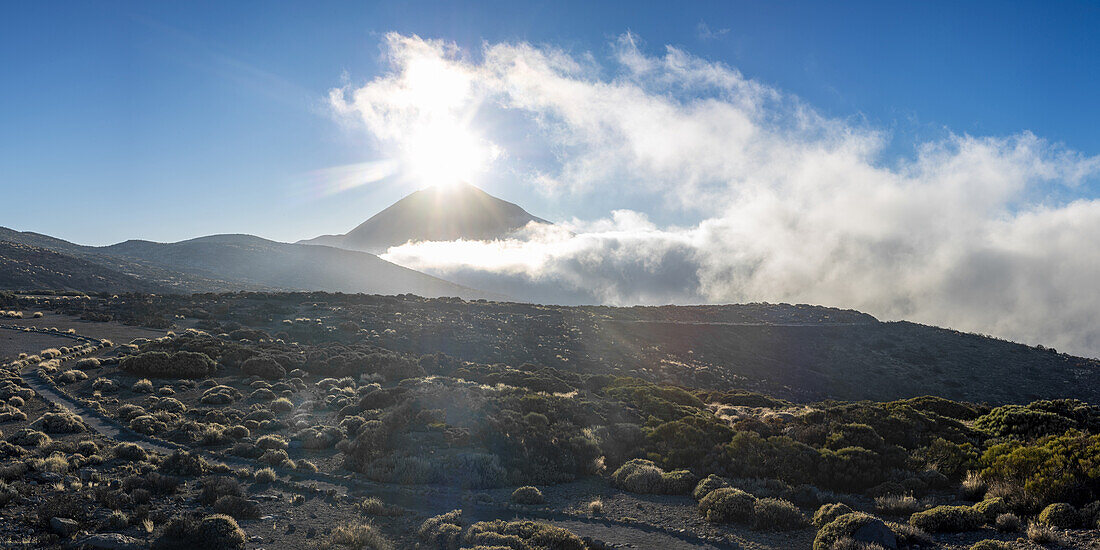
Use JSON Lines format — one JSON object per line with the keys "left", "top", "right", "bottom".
{"left": 909, "top": 505, "right": 983, "bottom": 533}
{"left": 253, "top": 467, "right": 277, "bottom": 484}
{"left": 132, "top": 379, "right": 154, "bottom": 393}
{"left": 994, "top": 513, "right": 1022, "bottom": 532}
{"left": 812, "top": 502, "right": 854, "bottom": 529}
{"left": 698, "top": 487, "right": 756, "bottom": 524}
{"left": 320, "top": 521, "right": 393, "bottom": 550}
{"left": 753, "top": 497, "right": 807, "bottom": 530}
{"left": 510, "top": 486, "right": 545, "bottom": 505}
{"left": 1026, "top": 522, "right": 1062, "bottom": 545}
{"left": 874, "top": 493, "right": 919, "bottom": 516}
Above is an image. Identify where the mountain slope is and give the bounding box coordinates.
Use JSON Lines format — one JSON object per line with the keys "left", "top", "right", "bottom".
{"left": 0, "top": 240, "right": 168, "bottom": 293}
{"left": 0, "top": 227, "right": 501, "bottom": 299}
{"left": 300, "top": 183, "right": 549, "bottom": 253}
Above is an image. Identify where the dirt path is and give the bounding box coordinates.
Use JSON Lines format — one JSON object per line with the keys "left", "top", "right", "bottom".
{"left": 1, "top": 324, "right": 733, "bottom": 549}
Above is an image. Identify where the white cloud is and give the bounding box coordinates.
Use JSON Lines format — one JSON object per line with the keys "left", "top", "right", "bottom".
{"left": 336, "top": 33, "right": 1100, "bottom": 357}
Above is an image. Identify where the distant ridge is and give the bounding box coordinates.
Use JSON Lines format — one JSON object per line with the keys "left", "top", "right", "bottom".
{"left": 300, "top": 183, "right": 549, "bottom": 253}
{"left": 0, "top": 227, "right": 503, "bottom": 299}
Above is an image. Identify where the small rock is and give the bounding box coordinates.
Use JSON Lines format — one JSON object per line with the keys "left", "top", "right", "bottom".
{"left": 852, "top": 518, "right": 897, "bottom": 549}
{"left": 49, "top": 516, "right": 80, "bottom": 537}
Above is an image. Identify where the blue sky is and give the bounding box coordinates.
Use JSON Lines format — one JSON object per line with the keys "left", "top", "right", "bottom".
{"left": 2, "top": 0, "right": 1099, "bottom": 245}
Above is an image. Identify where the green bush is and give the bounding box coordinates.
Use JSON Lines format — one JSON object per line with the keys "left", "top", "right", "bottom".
{"left": 609, "top": 459, "right": 663, "bottom": 494}
{"left": 980, "top": 431, "right": 1100, "bottom": 506}
{"left": 1037, "top": 502, "right": 1079, "bottom": 528}
{"left": 661, "top": 469, "right": 698, "bottom": 495}
{"left": 753, "top": 497, "right": 807, "bottom": 530}
{"left": 693, "top": 474, "right": 730, "bottom": 500}
{"left": 973, "top": 497, "right": 1007, "bottom": 522}
{"left": 812, "top": 502, "right": 854, "bottom": 529}
{"left": 698, "top": 487, "right": 756, "bottom": 524}
{"left": 121, "top": 351, "right": 216, "bottom": 379}
{"left": 909, "top": 505, "right": 982, "bottom": 533}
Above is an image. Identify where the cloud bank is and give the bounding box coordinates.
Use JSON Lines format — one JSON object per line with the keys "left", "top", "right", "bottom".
{"left": 334, "top": 33, "right": 1100, "bottom": 357}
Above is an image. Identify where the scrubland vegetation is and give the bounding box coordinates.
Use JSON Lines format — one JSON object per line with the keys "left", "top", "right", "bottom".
{"left": 0, "top": 290, "right": 1098, "bottom": 548}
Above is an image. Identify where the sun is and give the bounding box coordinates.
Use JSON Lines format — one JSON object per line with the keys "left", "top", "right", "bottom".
{"left": 402, "top": 120, "right": 497, "bottom": 188}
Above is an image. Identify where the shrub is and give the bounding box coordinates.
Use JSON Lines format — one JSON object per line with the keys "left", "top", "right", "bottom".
{"left": 321, "top": 521, "right": 393, "bottom": 550}
{"left": 253, "top": 467, "right": 277, "bottom": 484}
{"left": 418, "top": 509, "right": 463, "bottom": 548}
{"left": 753, "top": 497, "right": 807, "bottom": 530}
{"left": 698, "top": 487, "right": 756, "bottom": 524}
{"left": 33, "top": 412, "right": 85, "bottom": 433}
{"left": 586, "top": 499, "right": 603, "bottom": 515}
{"left": 91, "top": 377, "right": 118, "bottom": 392}
{"left": 256, "top": 435, "right": 288, "bottom": 450}
{"left": 133, "top": 379, "right": 154, "bottom": 393}
{"left": 610, "top": 458, "right": 693, "bottom": 494}
{"left": 510, "top": 486, "right": 545, "bottom": 505}
{"left": 160, "top": 450, "right": 209, "bottom": 477}
{"left": 661, "top": 469, "right": 698, "bottom": 495}
{"left": 112, "top": 442, "right": 148, "bottom": 462}
{"left": 241, "top": 356, "right": 285, "bottom": 380}
{"left": 973, "top": 497, "right": 1007, "bottom": 522}
{"left": 812, "top": 502, "right": 854, "bottom": 528}
{"left": 464, "top": 519, "right": 587, "bottom": 550}
{"left": 74, "top": 358, "right": 100, "bottom": 370}
{"left": 874, "top": 494, "right": 918, "bottom": 516}
{"left": 201, "top": 385, "right": 241, "bottom": 405}
{"left": 995, "top": 513, "right": 1022, "bottom": 532}
{"left": 130, "top": 415, "right": 168, "bottom": 435}
{"left": 213, "top": 496, "right": 260, "bottom": 520}
{"left": 9, "top": 428, "right": 50, "bottom": 447}
{"left": 1037, "top": 502, "right": 1079, "bottom": 528}
{"left": 980, "top": 431, "right": 1100, "bottom": 506}
{"left": 270, "top": 397, "right": 293, "bottom": 412}
{"left": 1026, "top": 522, "right": 1062, "bottom": 545}
{"left": 969, "top": 541, "right": 1012, "bottom": 550}
{"left": 57, "top": 369, "right": 88, "bottom": 383}
{"left": 693, "top": 473, "right": 730, "bottom": 500}
{"left": 154, "top": 514, "right": 246, "bottom": 550}
{"left": 121, "top": 351, "right": 216, "bottom": 379}
{"left": 813, "top": 512, "right": 896, "bottom": 550}
{"left": 909, "top": 505, "right": 982, "bottom": 533}
{"left": 199, "top": 476, "right": 242, "bottom": 505}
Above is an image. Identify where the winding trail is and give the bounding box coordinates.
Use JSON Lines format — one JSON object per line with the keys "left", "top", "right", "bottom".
{"left": 1, "top": 323, "right": 731, "bottom": 549}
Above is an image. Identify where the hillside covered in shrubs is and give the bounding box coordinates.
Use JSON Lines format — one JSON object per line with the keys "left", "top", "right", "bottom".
{"left": 1, "top": 291, "right": 1099, "bottom": 548}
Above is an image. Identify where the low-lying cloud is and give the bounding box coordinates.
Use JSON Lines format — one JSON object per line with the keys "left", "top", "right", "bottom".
{"left": 335, "top": 33, "right": 1100, "bottom": 357}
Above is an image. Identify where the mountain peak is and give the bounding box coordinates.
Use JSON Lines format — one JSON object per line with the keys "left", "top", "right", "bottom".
{"left": 300, "top": 184, "right": 549, "bottom": 253}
